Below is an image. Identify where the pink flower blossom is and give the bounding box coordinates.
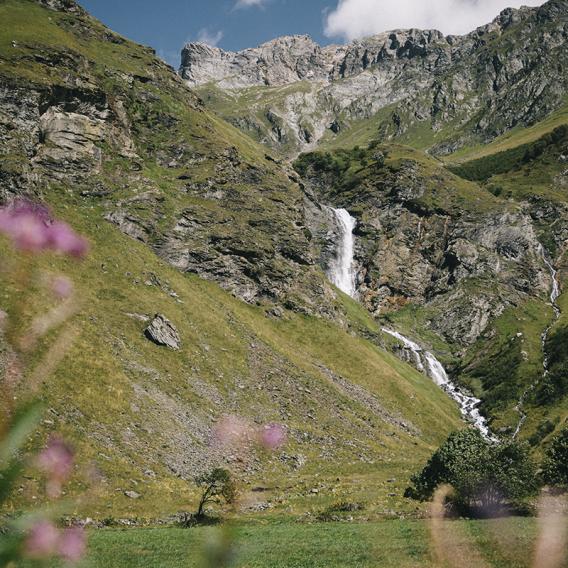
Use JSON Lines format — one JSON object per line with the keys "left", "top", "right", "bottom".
{"left": 260, "top": 423, "right": 287, "bottom": 450}
{"left": 24, "top": 521, "right": 60, "bottom": 559}
{"left": 0, "top": 200, "right": 88, "bottom": 258}
{"left": 51, "top": 276, "right": 74, "bottom": 299}
{"left": 213, "top": 415, "right": 254, "bottom": 447}
{"left": 0, "top": 202, "right": 50, "bottom": 252}
{"left": 47, "top": 221, "right": 89, "bottom": 258}
{"left": 36, "top": 436, "right": 74, "bottom": 498}
{"left": 58, "top": 527, "right": 87, "bottom": 563}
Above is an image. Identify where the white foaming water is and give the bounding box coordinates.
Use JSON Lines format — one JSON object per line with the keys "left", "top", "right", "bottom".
{"left": 382, "top": 328, "right": 495, "bottom": 440}
{"left": 540, "top": 245, "right": 561, "bottom": 307}
{"left": 328, "top": 208, "right": 357, "bottom": 297}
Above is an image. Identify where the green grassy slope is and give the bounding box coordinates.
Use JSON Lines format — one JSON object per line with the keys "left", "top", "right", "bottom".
{"left": 0, "top": 0, "right": 463, "bottom": 520}
{"left": 0, "top": 189, "right": 461, "bottom": 519}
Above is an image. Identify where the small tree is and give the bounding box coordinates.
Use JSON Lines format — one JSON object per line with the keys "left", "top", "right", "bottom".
{"left": 542, "top": 427, "right": 568, "bottom": 487}
{"left": 195, "top": 468, "right": 236, "bottom": 518}
{"left": 406, "top": 429, "right": 538, "bottom": 514}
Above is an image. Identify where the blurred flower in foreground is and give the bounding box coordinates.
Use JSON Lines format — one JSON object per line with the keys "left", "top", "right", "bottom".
{"left": 213, "top": 415, "right": 287, "bottom": 453}
{"left": 25, "top": 521, "right": 60, "bottom": 559}
{"left": 51, "top": 276, "right": 74, "bottom": 300}
{"left": 24, "top": 522, "right": 86, "bottom": 564}
{"left": 36, "top": 436, "right": 75, "bottom": 498}
{"left": 213, "top": 415, "right": 254, "bottom": 448}
{"left": 0, "top": 201, "right": 50, "bottom": 252}
{"left": 48, "top": 221, "right": 89, "bottom": 258}
{"left": 0, "top": 200, "right": 88, "bottom": 257}
{"left": 260, "top": 424, "right": 287, "bottom": 450}
{"left": 58, "top": 527, "right": 87, "bottom": 563}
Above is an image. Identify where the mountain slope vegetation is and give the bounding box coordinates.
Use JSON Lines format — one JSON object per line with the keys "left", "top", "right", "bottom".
{"left": 0, "top": 0, "right": 463, "bottom": 519}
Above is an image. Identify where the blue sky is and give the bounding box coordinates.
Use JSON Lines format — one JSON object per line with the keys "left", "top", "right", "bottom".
{"left": 81, "top": 0, "right": 334, "bottom": 68}
{"left": 80, "top": 0, "right": 546, "bottom": 69}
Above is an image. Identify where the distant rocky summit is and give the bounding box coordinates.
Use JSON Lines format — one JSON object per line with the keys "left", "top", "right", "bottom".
{"left": 181, "top": 1, "right": 568, "bottom": 157}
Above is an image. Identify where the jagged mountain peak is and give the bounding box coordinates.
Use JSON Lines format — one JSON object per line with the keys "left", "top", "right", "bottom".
{"left": 180, "top": 34, "right": 336, "bottom": 88}
{"left": 183, "top": 0, "right": 568, "bottom": 158}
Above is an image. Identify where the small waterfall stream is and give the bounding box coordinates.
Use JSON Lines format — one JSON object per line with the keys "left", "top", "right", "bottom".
{"left": 326, "top": 206, "right": 494, "bottom": 438}
{"left": 513, "top": 245, "right": 562, "bottom": 439}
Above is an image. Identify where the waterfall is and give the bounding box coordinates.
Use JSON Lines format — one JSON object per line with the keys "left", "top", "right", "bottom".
{"left": 324, "top": 206, "right": 495, "bottom": 438}
{"left": 382, "top": 328, "right": 495, "bottom": 440}
{"left": 513, "top": 245, "right": 562, "bottom": 439}
{"left": 327, "top": 208, "right": 357, "bottom": 297}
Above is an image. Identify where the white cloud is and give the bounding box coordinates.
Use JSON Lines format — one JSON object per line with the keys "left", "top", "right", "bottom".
{"left": 196, "top": 28, "right": 224, "bottom": 47}
{"left": 324, "top": 0, "right": 546, "bottom": 41}
{"left": 234, "top": 0, "right": 267, "bottom": 8}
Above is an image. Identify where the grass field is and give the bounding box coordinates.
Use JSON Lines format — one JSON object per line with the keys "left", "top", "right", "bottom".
{"left": 29, "top": 518, "right": 542, "bottom": 568}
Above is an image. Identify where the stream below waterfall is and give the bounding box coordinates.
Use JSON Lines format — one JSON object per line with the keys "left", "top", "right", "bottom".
{"left": 381, "top": 329, "right": 494, "bottom": 438}
{"left": 326, "top": 206, "right": 495, "bottom": 439}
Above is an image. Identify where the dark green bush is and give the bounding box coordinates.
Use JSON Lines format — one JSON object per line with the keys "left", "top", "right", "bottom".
{"left": 542, "top": 426, "right": 568, "bottom": 487}
{"left": 406, "top": 429, "right": 539, "bottom": 515}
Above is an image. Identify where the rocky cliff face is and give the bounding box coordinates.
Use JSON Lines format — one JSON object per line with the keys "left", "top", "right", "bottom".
{"left": 182, "top": 0, "right": 568, "bottom": 157}
{"left": 180, "top": 35, "right": 336, "bottom": 89}
{"left": 0, "top": 0, "right": 343, "bottom": 319}
{"left": 299, "top": 147, "right": 557, "bottom": 349}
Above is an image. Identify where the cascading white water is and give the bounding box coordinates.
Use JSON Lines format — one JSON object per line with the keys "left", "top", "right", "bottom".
{"left": 382, "top": 328, "right": 495, "bottom": 440}
{"left": 323, "top": 208, "right": 495, "bottom": 438}
{"left": 513, "top": 245, "right": 562, "bottom": 439}
{"left": 327, "top": 208, "right": 357, "bottom": 297}
{"left": 541, "top": 245, "right": 561, "bottom": 308}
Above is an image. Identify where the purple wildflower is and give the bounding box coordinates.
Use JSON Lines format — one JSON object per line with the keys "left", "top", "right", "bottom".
{"left": 51, "top": 276, "right": 74, "bottom": 299}
{"left": 36, "top": 436, "right": 75, "bottom": 498}
{"left": 260, "top": 423, "right": 287, "bottom": 450}
{"left": 0, "top": 200, "right": 89, "bottom": 258}
{"left": 24, "top": 521, "right": 60, "bottom": 559}
{"left": 0, "top": 201, "right": 50, "bottom": 252}
{"left": 213, "top": 415, "right": 254, "bottom": 448}
{"left": 58, "top": 527, "right": 87, "bottom": 563}
{"left": 47, "top": 221, "right": 89, "bottom": 258}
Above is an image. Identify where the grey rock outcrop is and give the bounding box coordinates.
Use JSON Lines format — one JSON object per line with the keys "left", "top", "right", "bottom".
{"left": 302, "top": 152, "right": 558, "bottom": 349}
{"left": 180, "top": 35, "right": 335, "bottom": 89}
{"left": 144, "top": 314, "right": 181, "bottom": 350}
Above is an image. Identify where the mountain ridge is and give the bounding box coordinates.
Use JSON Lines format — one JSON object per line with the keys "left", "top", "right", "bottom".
{"left": 182, "top": 0, "right": 568, "bottom": 157}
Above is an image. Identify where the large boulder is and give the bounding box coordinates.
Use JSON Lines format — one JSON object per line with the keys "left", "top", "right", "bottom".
{"left": 144, "top": 314, "right": 181, "bottom": 350}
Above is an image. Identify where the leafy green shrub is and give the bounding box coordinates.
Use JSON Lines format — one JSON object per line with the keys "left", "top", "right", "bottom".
{"left": 542, "top": 426, "right": 568, "bottom": 487}
{"left": 405, "top": 429, "right": 539, "bottom": 515}
{"left": 488, "top": 185, "right": 503, "bottom": 197}
{"left": 529, "top": 418, "right": 559, "bottom": 446}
